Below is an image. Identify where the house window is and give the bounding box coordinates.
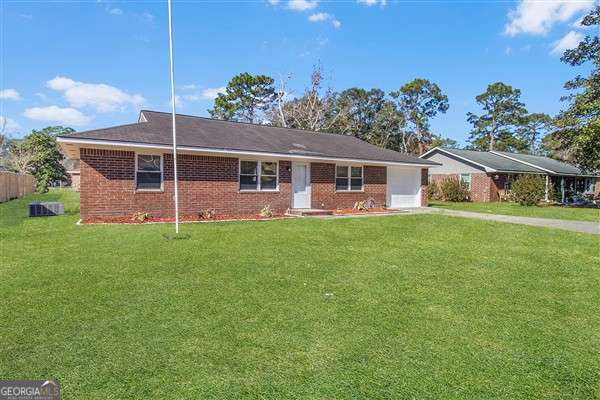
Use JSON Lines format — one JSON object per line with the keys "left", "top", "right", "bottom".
{"left": 136, "top": 154, "right": 162, "bottom": 190}
{"left": 336, "top": 165, "right": 363, "bottom": 191}
{"left": 460, "top": 173, "right": 471, "bottom": 190}
{"left": 239, "top": 160, "right": 278, "bottom": 191}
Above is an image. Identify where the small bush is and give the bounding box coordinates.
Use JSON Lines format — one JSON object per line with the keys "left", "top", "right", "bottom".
{"left": 259, "top": 205, "right": 273, "bottom": 218}
{"left": 199, "top": 208, "right": 216, "bottom": 220}
{"left": 132, "top": 212, "right": 152, "bottom": 223}
{"left": 439, "top": 177, "right": 470, "bottom": 202}
{"left": 511, "top": 174, "right": 546, "bottom": 206}
{"left": 427, "top": 181, "right": 440, "bottom": 200}
{"left": 353, "top": 198, "right": 376, "bottom": 211}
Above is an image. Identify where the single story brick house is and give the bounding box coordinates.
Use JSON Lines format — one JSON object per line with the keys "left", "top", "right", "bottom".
{"left": 57, "top": 110, "right": 438, "bottom": 223}
{"left": 421, "top": 147, "right": 600, "bottom": 202}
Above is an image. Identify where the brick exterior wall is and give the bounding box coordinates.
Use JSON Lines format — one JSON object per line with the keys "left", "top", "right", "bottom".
{"left": 80, "top": 148, "right": 427, "bottom": 222}
{"left": 430, "top": 172, "right": 498, "bottom": 202}
{"left": 80, "top": 148, "right": 292, "bottom": 222}
{"left": 310, "top": 163, "right": 387, "bottom": 209}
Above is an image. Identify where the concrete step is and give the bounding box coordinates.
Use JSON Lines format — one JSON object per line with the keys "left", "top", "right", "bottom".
{"left": 288, "top": 208, "right": 334, "bottom": 216}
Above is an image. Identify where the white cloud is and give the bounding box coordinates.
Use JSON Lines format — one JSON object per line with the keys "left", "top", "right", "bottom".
{"left": 24, "top": 106, "right": 90, "bottom": 126}
{"left": 308, "top": 12, "right": 328, "bottom": 22}
{"left": 357, "top": 0, "right": 387, "bottom": 6}
{"left": 200, "top": 87, "right": 226, "bottom": 100}
{"left": 267, "top": 0, "right": 280, "bottom": 4}
{"left": 551, "top": 30, "right": 583, "bottom": 55}
{"left": 0, "top": 116, "right": 22, "bottom": 134}
{"left": 183, "top": 86, "right": 226, "bottom": 101}
{"left": 288, "top": 0, "right": 318, "bottom": 11}
{"left": 0, "top": 89, "right": 21, "bottom": 101}
{"left": 46, "top": 76, "right": 145, "bottom": 112}
{"left": 108, "top": 8, "right": 123, "bottom": 15}
{"left": 308, "top": 12, "right": 341, "bottom": 28}
{"left": 504, "top": 0, "right": 594, "bottom": 36}
{"left": 140, "top": 12, "right": 154, "bottom": 22}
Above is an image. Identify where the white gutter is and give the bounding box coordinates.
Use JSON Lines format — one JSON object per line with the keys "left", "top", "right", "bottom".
{"left": 420, "top": 147, "right": 497, "bottom": 173}
{"left": 489, "top": 151, "right": 557, "bottom": 174}
{"left": 57, "top": 137, "right": 437, "bottom": 168}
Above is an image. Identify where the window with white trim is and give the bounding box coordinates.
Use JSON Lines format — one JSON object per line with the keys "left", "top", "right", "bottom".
{"left": 460, "top": 173, "right": 471, "bottom": 190}
{"left": 136, "top": 154, "right": 162, "bottom": 190}
{"left": 239, "top": 160, "right": 278, "bottom": 191}
{"left": 336, "top": 165, "right": 363, "bottom": 191}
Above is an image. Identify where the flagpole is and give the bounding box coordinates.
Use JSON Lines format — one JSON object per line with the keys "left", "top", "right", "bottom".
{"left": 167, "top": 0, "right": 180, "bottom": 234}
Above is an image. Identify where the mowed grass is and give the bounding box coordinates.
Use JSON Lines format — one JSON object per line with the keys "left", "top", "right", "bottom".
{"left": 430, "top": 200, "right": 600, "bottom": 222}
{"left": 1, "top": 190, "right": 599, "bottom": 399}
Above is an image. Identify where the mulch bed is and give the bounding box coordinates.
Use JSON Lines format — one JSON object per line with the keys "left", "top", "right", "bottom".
{"left": 333, "top": 207, "right": 393, "bottom": 215}
{"left": 81, "top": 213, "right": 293, "bottom": 224}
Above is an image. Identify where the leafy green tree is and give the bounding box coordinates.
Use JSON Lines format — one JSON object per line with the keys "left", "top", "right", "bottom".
{"left": 17, "top": 126, "right": 72, "bottom": 192}
{"left": 367, "top": 101, "right": 410, "bottom": 151}
{"left": 208, "top": 73, "right": 276, "bottom": 123}
{"left": 430, "top": 134, "right": 459, "bottom": 149}
{"left": 390, "top": 79, "right": 449, "bottom": 155}
{"left": 550, "top": 6, "right": 600, "bottom": 171}
{"left": 518, "top": 113, "right": 552, "bottom": 153}
{"left": 334, "top": 88, "right": 386, "bottom": 139}
{"left": 467, "top": 82, "right": 528, "bottom": 152}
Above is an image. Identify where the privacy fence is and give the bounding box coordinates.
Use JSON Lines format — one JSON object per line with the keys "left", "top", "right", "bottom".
{"left": 0, "top": 171, "right": 36, "bottom": 202}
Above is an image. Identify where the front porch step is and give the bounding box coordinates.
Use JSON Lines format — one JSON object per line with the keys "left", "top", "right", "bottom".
{"left": 288, "top": 208, "right": 334, "bottom": 217}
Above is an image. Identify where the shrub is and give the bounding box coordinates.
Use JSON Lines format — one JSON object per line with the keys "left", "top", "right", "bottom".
{"left": 439, "top": 177, "right": 470, "bottom": 202}
{"left": 511, "top": 174, "right": 546, "bottom": 206}
{"left": 353, "top": 198, "right": 376, "bottom": 211}
{"left": 259, "top": 205, "right": 273, "bottom": 218}
{"left": 199, "top": 208, "right": 216, "bottom": 220}
{"left": 132, "top": 212, "right": 152, "bottom": 223}
{"left": 427, "top": 181, "right": 440, "bottom": 200}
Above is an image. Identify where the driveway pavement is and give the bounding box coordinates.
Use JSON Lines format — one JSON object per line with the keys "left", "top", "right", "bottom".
{"left": 321, "top": 207, "right": 599, "bottom": 235}
{"left": 428, "top": 208, "right": 600, "bottom": 235}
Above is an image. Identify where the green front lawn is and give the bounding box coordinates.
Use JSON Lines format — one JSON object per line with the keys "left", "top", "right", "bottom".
{"left": 430, "top": 200, "right": 600, "bottom": 222}
{"left": 1, "top": 190, "right": 599, "bottom": 399}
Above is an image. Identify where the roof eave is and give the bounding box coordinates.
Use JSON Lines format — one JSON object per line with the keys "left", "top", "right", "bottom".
{"left": 420, "top": 147, "right": 497, "bottom": 173}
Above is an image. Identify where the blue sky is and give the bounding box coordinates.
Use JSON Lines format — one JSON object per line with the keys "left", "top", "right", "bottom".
{"left": 1, "top": 0, "right": 596, "bottom": 145}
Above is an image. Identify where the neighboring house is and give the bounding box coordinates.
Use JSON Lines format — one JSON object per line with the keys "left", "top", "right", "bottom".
{"left": 62, "top": 158, "right": 80, "bottom": 191}
{"left": 421, "top": 147, "right": 600, "bottom": 202}
{"left": 57, "top": 110, "right": 437, "bottom": 223}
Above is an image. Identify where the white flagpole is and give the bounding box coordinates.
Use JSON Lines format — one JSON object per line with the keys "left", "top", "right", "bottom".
{"left": 167, "top": 0, "right": 180, "bottom": 234}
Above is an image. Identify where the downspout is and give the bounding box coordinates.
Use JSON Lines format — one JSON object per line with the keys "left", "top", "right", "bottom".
{"left": 561, "top": 177, "right": 565, "bottom": 203}
{"left": 544, "top": 175, "right": 549, "bottom": 202}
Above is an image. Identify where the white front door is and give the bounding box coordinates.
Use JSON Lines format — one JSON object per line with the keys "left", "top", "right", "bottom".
{"left": 387, "top": 167, "right": 421, "bottom": 208}
{"left": 292, "top": 163, "right": 311, "bottom": 208}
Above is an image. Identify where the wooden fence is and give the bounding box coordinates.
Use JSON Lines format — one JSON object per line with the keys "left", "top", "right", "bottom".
{"left": 0, "top": 171, "right": 36, "bottom": 202}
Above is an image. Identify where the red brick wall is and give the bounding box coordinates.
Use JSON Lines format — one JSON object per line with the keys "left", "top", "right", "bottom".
{"left": 430, "top": 173, "right": 497, "bottom": 202}
{"left": 310, "top": 163, "right": 386, "bottom": 209}
{"left": 80, "top": 148, "right": 292, "bottom": 222}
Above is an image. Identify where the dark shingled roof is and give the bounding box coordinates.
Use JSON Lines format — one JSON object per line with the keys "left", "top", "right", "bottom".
{"left": 60, "top": 110, "right": 437, "bottom": 166}
{"left": 491, "top": 151, "right": 581, "bottom": 175}
{"left": 436, "top": 148, "right": 545, "bottom": 173}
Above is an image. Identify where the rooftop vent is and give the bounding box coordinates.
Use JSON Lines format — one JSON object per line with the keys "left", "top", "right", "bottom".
{"left": 28, "top": 202, "right": 64, "bottom": 217}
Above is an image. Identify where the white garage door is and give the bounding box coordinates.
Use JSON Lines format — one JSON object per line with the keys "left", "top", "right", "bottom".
{"left": 387, "top": 167, "right": 421, "bottom": 208}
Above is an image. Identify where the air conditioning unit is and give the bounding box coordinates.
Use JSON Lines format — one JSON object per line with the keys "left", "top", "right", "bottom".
{"left": 28, "top": 202, "right": 65, "bottom": 217}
